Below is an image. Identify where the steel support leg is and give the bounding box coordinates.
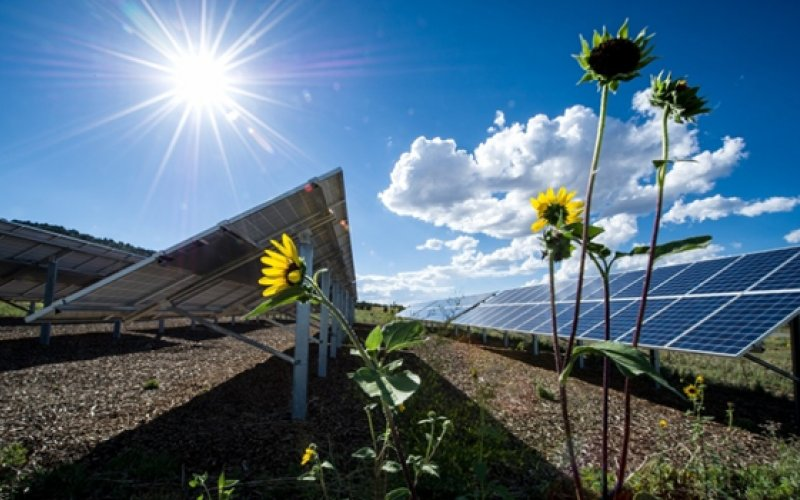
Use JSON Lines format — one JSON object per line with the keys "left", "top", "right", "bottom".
{"left": 292, "top": 233, "right": 313, "bottom": 421}
{"left": 318, "top": 272, "right": 331, "bottom": 377}
{"left": 39, "top": 260, "right": 58, "bottom": 345}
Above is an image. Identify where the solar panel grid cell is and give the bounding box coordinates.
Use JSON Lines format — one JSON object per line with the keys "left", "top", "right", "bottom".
{"left": 615, "top": 264, "right": 690, "bottom": 298}
{"left": 750, "top": 250, "right": 800, "bottom": 292}
{"left": 505, "top": 303, "right": 551, "bottom": 331}
{"left": 693, "top": 247, "right": 800, "bottom": 295}
{"left": 623, "top": 296, "right": 731, "bottom": 348}
{"left": 669, "top": 292, "right": 800, "bottom": 355}
{"left": 649, "top": 256, "right": 738, "bottom": 296}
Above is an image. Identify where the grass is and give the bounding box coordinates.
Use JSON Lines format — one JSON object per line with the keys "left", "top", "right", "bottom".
{"left": 0, "top": 301, "right": 35, "bottom": 317}
{"left": 354, "top": 305, "right": 401, "bottom": 326}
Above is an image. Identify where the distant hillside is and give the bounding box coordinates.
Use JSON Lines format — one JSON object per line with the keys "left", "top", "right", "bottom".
{"left": 12, "top": 220, "right": 155, "bottom": 256}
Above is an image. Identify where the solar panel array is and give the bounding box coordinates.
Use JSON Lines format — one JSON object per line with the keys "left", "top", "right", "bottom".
{"left": 401, "top": 246, "right": 800, "bottom": 358}
{"left": 397, "top": 292, "right": 493, "bottom": 323}
{"left": 0, "top": 220, "right": 146, "bottom": 302}
{"left": 27, "top": 168, "right": 356, "bottom": 323}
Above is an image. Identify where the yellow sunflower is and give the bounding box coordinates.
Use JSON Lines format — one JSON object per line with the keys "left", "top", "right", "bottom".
{"left": 301, "top": 446, "right": 316, "bottom": 466}
{"left": 530, "top": 187, "right": 584, "bottom": 233}
{"left": 259, "top": 233, "right": 305, "bottom": 297}
{"left": 683, "top": 384, "right": 699, "bottom": 400}
{"left": 695, "top": 375, "right": 704, "bottom": 385}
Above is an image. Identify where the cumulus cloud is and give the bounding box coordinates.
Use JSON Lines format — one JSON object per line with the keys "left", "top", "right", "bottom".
{"left": 416, "top": 235, "right": 479, "bottom": 252}
{"left": 663, "top": 195, "right": 800, "bottom": 224}
{"left": 785, "top": 229, "right": 800, "bottom": 244}
{"left": 378, "top": 100, "right": 746, "bottom": 239}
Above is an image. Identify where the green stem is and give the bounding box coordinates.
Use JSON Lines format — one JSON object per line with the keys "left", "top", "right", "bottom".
{"left": 548, "top": 253, "right": 584, "bottom": 499}
{"left": 615, "top": 107, "right": 670, "bottom": 495}
{"left": 310, "top": 277, "right": 418, "bottom": 499}
{"left": 566, "top": 84, "right": 609, "bottom": 364}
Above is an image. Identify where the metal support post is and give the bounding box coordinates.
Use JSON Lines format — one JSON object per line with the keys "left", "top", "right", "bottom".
{"left": 28, "top": 301, "right": 36, "bottom": 314}
{"left": 482, "top": 328, "right": 487, "bottom": 344}
{"left": 531, "top": 335, "right": 540, "bottom": 356}
{"left": 650, "top": 349, "right": 662, "bottom": 390}
{"left": 190, "top": 318, "right": 196, "bottom": 330}
{"left": 113, "top": 320, "right": 122, "bottom": 340}
{"left": 329, "top": 282, "right": 339, "bottom": 359}
{"left": 292, "top": 231, "right": 313, "bottom": 421}
{"left": 791, "top": 317, "right": 800, "bottom": 428}
{"left": 318, "top": 272, "right": 331, "bottom": 377}
{"left": 39, "top": 259, "right": 58, "bottom": 345}
{"left": 158, "top": 319, "right": 165, "bottom": 336}
{"left": 231, "top": 315, "right": 236, "bottom": 326}
{"left": 577, "top": 340, "right": 585, "bottom": 369}
{"left": 503, "top": 330, "right": 509, "bottom": 348}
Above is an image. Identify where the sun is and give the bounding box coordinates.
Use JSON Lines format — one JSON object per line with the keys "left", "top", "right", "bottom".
{"left": 170, "top": 52, "right": 230, "bottom": 110}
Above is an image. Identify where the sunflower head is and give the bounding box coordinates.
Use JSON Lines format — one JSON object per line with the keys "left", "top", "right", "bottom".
{"left": 531, "top": 187, "right": 584, "bottom": 233}
{"left": 259, "top": 233, "right": 306, "bottom": 297}
{"left": 574, "top": 19, "right": 655, "bottom": 91}
{"left": 650, "top": 72, "right": 710, "bottom": 123}
{"left": 695, "top": 374, "right": 704, "bottom": 385}
{"left": 301, "top": 445, "right": 316, "bottom": 466}
{"left": 683, "top": 384, "right": 700, "bottom": 400}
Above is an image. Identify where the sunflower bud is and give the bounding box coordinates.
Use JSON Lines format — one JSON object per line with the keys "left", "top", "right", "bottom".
{"left": 650, "top": 72, "right": 710, "bottom": 124}
{"left": 574, "top": 19, "right": 655, "bottom": 91}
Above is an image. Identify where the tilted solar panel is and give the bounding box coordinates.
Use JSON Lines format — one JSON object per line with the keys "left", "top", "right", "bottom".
{"left": 405, "top": 245, "right": 800, "bottom": 358}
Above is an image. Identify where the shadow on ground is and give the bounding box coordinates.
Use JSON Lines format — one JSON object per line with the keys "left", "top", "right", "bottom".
{"left": 18, "top": 343, "right": 568, "bottom": 499}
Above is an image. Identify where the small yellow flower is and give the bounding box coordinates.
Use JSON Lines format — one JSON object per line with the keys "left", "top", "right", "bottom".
{"left": 259, "top": 233, "right": 305, "bottom": 297}
{"left": 398, "top": 403, "right": 406, "bottom": 413}
{"left": 658, "top": 419, "right": 668, "bottom": 429}
{"left": 530, "top": 187, "right": 584, "bottom": 232}
{"left": 695, "top": 375, "right": 704, "bottom": 385}
{"left": 683, "top": 384, "right": 699, "bottom": 400}
{"left": 301, "top": 446, "right": 316, "bottom": 466}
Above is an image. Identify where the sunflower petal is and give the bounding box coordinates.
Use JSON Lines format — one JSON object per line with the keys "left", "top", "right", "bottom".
{"left": 282, "top": 233, "right": 299, "bottom": 260}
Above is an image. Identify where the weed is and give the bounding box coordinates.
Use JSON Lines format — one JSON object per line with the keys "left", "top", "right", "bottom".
{"left": 142, "top": 378, "right": 160, "bottom": 390}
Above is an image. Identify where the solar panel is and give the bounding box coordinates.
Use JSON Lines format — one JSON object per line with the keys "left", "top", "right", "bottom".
{"left": 27, "top": 169, "right": 356, "bottom": 323}
{"left": 668, "top": 292, "right": 800, "bottom": 356}
{"left": 692, "top": 247, "right": 799, "bottom": 295}
{"left": 0, "top": 220, "right": 146, "bottom": 302}
{"left": 406, "top": 245, "right": 800, "bottom": 358}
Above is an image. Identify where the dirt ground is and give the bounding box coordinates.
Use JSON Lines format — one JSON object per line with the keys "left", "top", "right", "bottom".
{"left": 0, "top": 319, "right": 795, "bottom": 498}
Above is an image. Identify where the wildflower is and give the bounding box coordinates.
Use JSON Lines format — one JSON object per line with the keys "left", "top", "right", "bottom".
{"left": 574, "top": 19, "right": 655, "bottom": 90}
{"left": 649, "top": 72, "right": 710, "bottom": 123}
{"left": 658, "top": 419, "right": 668, "bottom": 429}
{"left": 530, "top": 187, "right": 584, "bottom": 233}
{"left": 398, "top": 403, "right": 406, "bottom": 413}
{"left": 301, "top": 446, "right": 316, "bottom": 466}
{"left": 683, "top": 384, "right": 699, "bottom": 400}
{"left": 259, "top": 233, "right": 305, "bottom": 297}
{"left": 695, "top": 374, "right": 704, "bottom": 385}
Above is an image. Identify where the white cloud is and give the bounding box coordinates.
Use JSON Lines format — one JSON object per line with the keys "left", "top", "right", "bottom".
{"left": 416, "top": 238, "right": 443, "bottom": 251}
{"left": 785, "top": 229, "right": 800, "bottom": 244}
{"left": 416, "top": 235, "right": 479, "bottom": 252}
{"left": 379, "top": 99, "right": 746, "bottom": 239}
{"left": 663, "top": 195, "right": 800, "bottom": 224}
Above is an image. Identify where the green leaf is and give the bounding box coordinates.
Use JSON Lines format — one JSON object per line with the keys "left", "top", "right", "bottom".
{"left": 619, "top": 236, "right": 712, "bottom": 261}
{"left": 297, "top": 472, "right": 316, "bottom": 481}
{"left": 351, "top": 367, "right": 421, "bottom": 406}
{"left": 245, "top": 285, "right": 307, "bottom": 318}
{"left": 382, "top": 321, "right": 425, "bottom": 352}
{"left": 312, "top": 267, "right": 329, "bottom": 286}
{"left": 564, "top": 222, "right": 604, "bottom": 241}
{"left": 421, "top": 463, "right": 440, "bottom": 477}
{"left": 382, "top": 460, "right": 403, "bottom": 474}
{"left": 385, "top": 487, "right": 411, "bottom": 500}
{"left": 352, "top": 447, "right": 376, "bottom": 460}
{"left": 321, "top": 460, "right": 335, "bottom": 470}
{"left": 365, "top": 325, "right": 383, "bottom": 351}
{"left": 560, "top": 341, "right": 684, "bottom": 400}
{"left": 384, "top": 358, "right": 403, "bottom": 372}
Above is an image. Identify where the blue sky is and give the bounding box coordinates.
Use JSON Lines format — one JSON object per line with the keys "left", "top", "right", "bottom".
{"left": 1, "top": 1, "right": 798, "bottom": 304}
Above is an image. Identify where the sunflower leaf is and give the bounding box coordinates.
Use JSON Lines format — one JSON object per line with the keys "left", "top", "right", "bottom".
{"left": 617, "top": 235, "right": 712, "bottom": 261}
{"left": 560, "top": 341, "right": 684, "bottom": 400}
{"left": 382, "top": 321, "right": 425, "bottom": 353}
{"left": 350, "top": 367, "right": 421, "bottom": 406}
{"left": 365, "top": 325, "right": 383, "bottom": 352}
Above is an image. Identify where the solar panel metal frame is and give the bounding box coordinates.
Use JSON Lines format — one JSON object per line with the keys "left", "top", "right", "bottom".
{"left": 27, "top": 168, "right": 356, "bottom": 324}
